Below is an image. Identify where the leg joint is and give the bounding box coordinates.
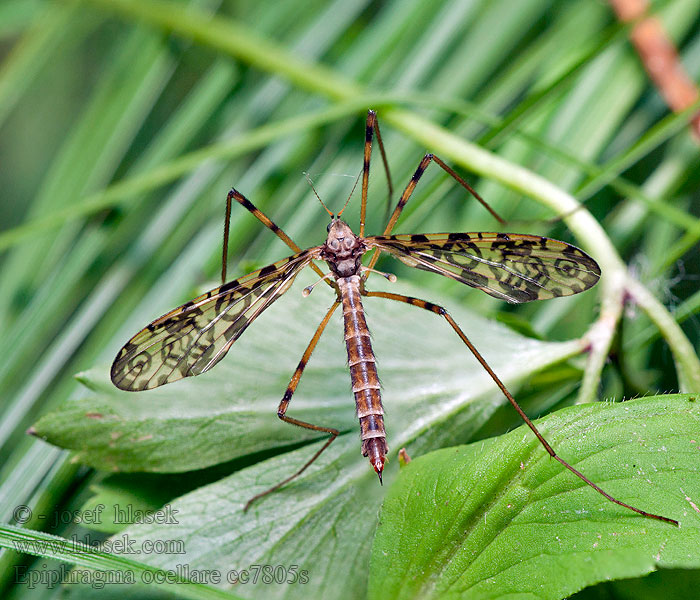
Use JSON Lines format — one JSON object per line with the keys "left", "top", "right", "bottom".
{"left": 425, "top": 300, "right": 447, "bottom": 316}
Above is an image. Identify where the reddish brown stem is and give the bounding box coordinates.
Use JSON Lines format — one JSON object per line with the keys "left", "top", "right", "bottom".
{"left": 609, "top": 0, "right": 700, "bottom": 139}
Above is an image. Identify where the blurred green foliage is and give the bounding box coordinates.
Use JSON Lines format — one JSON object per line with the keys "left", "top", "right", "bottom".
{"left": 1, "top": 0, "right": 699, "bottom": 598}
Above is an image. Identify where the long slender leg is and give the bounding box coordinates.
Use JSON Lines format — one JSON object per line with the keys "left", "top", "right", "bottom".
{"left": 360, "top": 110, "right": 394, "bottom": 238}
{"left": 222, "top": 188, "right": 326, "bottom": 284}
{"left": 359, "top": 112, "right": 373, "bottom": 238}
{"left": 244, "top": 300, "right": 341, "bottom": 511}
{"left": 366, "top": 154, "right": 506, "bottom": 272}
{"left": 364, "top": 290, "right": 678, "bottom": 526}
{"left": 385, "top": 154, "right": 505, "bottom": 235}
{"left": 373, "top": 111, "right": 393, "bottom": 222}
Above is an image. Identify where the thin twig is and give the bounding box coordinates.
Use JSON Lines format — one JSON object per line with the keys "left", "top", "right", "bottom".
{"left": 609, "top": 0, "right": 700, "bottom": 140}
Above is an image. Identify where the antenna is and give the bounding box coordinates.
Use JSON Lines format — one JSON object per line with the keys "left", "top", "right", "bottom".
{"left": 303, "top": 170, "right": 362, "bottom": 219}
{"left": 337, "top": 169, "right": 362, "bottom": 218}
{"left": 303, "top": 172, "right": 334, "bottom": 217}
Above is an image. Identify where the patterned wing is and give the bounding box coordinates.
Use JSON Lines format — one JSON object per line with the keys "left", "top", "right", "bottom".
{"left": 111, "top": 249, "right": 317, "bottom": 391}
{"left": 367, "top": 232, "right": 600, "bottom": 303}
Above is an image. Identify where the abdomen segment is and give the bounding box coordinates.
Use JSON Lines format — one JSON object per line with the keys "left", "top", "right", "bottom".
{"left": 338, "top": 275, "right": 387, "bottom": 479}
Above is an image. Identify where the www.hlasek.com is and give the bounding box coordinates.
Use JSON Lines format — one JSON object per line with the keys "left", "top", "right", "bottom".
{"left": 11, "top": 532, "right": 186, "bottom": 557}
{"left": 15, "top": 563, "right": 310, "bottom": 589}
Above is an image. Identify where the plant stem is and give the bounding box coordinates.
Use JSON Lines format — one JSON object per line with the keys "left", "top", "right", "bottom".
{"left": 626, "top": 276, "right": 700, "bottom": 392}
{"left": 80, "top": 0, "right": 700, "bottom": 395}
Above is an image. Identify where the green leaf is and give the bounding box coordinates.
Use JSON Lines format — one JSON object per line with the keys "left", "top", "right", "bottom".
{"left": 369, "top": 394, "right": 700, "bottom": 600}
{"left": 80, "top": 476, "right": 176, "bottom": 534}
{"left": 6, "top": 0, "right": 700, "bottom": 598}
{"left": 32, "top": 275, "right": 581, "bottom": 473}
{"left": 32, "top": 275, "right": 584, "bottom": 599}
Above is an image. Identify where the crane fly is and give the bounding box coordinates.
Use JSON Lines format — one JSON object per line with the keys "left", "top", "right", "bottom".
{"left": 111, "top": 110, "right": 676, "bottom": 524}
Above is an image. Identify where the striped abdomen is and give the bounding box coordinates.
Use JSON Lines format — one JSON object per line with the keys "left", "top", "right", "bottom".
{"left": 337, "top": 275, "right": 387, "bottom": 479}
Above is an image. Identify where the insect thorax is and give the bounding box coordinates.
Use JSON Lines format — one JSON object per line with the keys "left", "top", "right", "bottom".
{"left": 321, "top": 219, "right": 366, "bottom": 278}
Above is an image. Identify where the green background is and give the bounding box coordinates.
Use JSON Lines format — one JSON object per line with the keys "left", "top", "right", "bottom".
{"left": 1, "top": 0, "right": 699, "bottom": 598}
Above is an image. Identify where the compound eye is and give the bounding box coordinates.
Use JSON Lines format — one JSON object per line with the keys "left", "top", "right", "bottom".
{"left": 327, "top": 222, "right": 332, "bottom": 232}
